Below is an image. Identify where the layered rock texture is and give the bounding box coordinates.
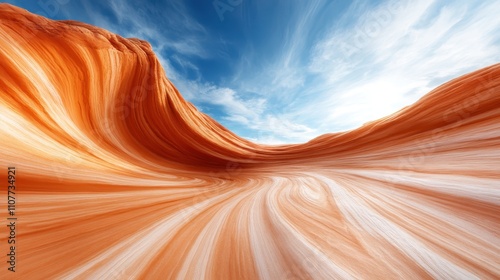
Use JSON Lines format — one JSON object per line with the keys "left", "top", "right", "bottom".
{"left": 0, "top": 4, "right": 499, "bottom": 279}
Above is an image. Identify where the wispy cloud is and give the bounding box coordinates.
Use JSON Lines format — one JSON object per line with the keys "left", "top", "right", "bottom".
{"left": 170, "top": 82, "right": 316, "bottom": 145}
{"left": 303, "top": 0, "right": 500, "bottom": 132}
{"left": 82, "top": 0, "right": 209, "bottom": 58}
{"left": 222, "top": 0, "right": 500, "bottom": 143}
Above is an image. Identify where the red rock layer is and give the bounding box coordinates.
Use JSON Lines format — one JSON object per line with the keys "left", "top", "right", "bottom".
{"left": 0, "top": 4, "right": 499, "bottom": 279}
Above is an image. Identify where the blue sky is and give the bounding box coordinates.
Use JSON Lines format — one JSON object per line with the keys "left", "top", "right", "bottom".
{"left": 8, "top": 0, "right": 500, "bottom": 144}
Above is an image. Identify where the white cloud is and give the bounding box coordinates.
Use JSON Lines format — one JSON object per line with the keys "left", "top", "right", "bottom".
{"left": 172, "top": 82, "right": 316, "bottom": 144}
{"left": 83, "top": 0, "right": 209, "bottom": 58}
{"left": 226, "top": 0, "right": 500, "bottom": 143}
{"left": 302, "top": 0, "right": 500, "bottom": 134}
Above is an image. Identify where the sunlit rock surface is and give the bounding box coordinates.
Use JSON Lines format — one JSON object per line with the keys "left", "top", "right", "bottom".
{"left": 0, "top": 4, "right": 499, "bottom": 279}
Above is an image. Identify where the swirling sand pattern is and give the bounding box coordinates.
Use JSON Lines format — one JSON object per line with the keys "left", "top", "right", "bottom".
{"left": 0, "top": 4, "right": 499, "bottom": 279}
